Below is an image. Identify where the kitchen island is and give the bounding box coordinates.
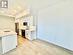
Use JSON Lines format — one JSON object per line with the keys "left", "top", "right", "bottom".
{"left": 0, "top": 31, "right": 17, "bottom": 54}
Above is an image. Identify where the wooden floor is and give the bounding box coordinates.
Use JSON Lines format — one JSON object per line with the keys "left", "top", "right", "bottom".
{"left": 3, "top": 36, "right": 73, "bottom": 55}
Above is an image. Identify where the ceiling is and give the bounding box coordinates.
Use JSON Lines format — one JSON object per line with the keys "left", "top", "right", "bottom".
{"left": 0, "top": 0, "right": 29, "bottom": 17}
{"left": 0, "top": 0, "right": 64, "bottom": 17}
{"left": 0, "top": 0, "right": 72, "bottom": 18}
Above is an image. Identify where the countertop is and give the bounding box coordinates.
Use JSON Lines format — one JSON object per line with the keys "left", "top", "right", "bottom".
{"left": 0, "top": 31, "right": 17, "bottom": 37}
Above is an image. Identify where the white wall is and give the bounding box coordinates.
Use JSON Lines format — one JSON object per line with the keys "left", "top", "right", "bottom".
{"left": 0, "top": 15, "right": 15, "bottom": 31}
{"left": 37, "top": 1, "right": 73, "bottom": 51}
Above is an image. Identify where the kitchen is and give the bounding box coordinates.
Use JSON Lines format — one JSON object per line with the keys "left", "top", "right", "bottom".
{"left": 0, "top": 12, "right": 36, "bottom": 54}
{"left": 0, "top": 0, "right": 73, "bottom": 55}
{"left": 0, "top": 1, "right": 36, "bottom": 54}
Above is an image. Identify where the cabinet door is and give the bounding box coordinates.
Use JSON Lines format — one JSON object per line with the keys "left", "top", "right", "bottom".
{"left": 25, "top": 30, "right": 31, "bottom": 40}
{"left": 2, "top": 35, "right": 17, "bottom": 54}
{"left": 0, "top": 38, "right": 2, "bottom": 54}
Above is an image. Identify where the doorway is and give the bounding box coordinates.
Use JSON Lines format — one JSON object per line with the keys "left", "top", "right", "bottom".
{"left": 15, "top": 23, "right": 19, "bottom": 35}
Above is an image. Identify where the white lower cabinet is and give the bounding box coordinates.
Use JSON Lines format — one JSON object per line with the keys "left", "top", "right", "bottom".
{"left": 25, "top": 30, "right": 36, "bottom": 40}
{"left": 0, "top": 35, "right": 17, "bottom": 54}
